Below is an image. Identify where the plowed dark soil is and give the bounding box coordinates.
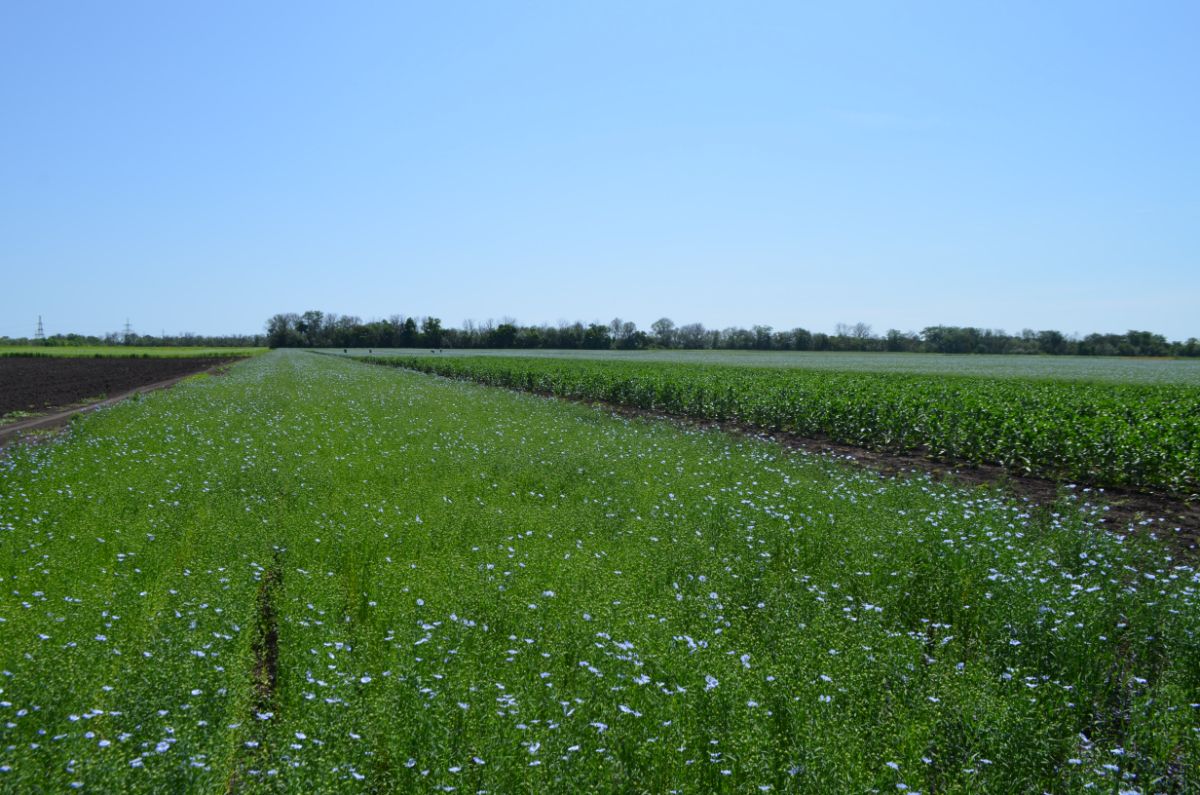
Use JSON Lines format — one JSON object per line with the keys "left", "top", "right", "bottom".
{"left": 0, "top": 357, "right": 238, "bottom": 418}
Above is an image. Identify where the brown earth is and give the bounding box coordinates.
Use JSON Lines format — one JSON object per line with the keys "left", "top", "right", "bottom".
{"left": 0, "top": 356, "right": 238, "bottom": 418}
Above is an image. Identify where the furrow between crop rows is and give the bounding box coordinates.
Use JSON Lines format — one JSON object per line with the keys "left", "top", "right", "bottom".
{"left": 227, "top": 550, "right": 283, "bottom": 793}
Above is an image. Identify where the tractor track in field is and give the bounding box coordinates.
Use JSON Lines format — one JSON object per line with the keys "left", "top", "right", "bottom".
{"left": 252, "top": 554, "right": 283, "bottom": 716}
{"left": 227, "top": 551, "right": 283, "bottom": 793}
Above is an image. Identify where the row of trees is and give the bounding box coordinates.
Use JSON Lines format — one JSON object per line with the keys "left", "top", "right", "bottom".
{"left": 3, "top": 331, "right": 266, "bottom": 347}
{"left": 264, "top": 312, "right": 1200, "bottom": 357}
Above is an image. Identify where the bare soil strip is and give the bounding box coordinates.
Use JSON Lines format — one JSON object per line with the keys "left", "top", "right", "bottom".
{"left": 0, "top": 356, "right": 240, "bottom": 417}
{"left": 0, "top": 360, "right": 239, "bottom": 450}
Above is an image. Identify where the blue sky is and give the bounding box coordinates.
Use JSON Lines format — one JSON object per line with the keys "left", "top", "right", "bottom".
{"left": 2, "top": 1, "right": 1197, "bottom": 340}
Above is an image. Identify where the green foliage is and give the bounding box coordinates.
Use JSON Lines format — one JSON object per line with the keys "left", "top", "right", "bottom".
{"left": 365, "top": 355, "right": 1200, "bottom": 496}
{"left": 1, "top": 351, "right": 1197, "bottom": 792}
{"left": 263, "top": 309, "right": 1200, "bottom": 356}
{"left": 336, "top": 347, "right": 1200, "bottom": 385}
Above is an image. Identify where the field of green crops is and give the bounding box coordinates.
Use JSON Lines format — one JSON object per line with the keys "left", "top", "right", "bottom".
{"left": 0, "top": 346, "right": 266, "bottom": 358}
{"left": 328, "top": 348, "right": 1200, "bottom": 386}
{"left": 357, "top": 355, "right": 1200, "bottom": 499}
{"left": 1, "top": 351, "right": 1197, "bottom": 793}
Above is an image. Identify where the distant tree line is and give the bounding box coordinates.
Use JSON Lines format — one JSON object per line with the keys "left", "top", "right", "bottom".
{"left": 264, "top": 311, "right": 1200, "bottom": 357}
{"left": 1, "top": 331, "right": 266, "bottom": 347}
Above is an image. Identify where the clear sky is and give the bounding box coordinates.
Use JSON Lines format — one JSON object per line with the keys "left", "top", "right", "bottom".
{"left": 2, "top": 1, "right": 1197, "bottom": 340}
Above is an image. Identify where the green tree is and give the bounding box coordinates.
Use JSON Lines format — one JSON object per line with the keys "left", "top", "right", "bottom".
{"left": 583, "top": 324, "right": 611, "bottom": 349}
{"left": 651, "top": 318, "right": 676, "bottom": 348}
{"left": 399, "top": 318, "right": 418, "bottom": 347}
{"left": 421, "top": 317, "right": 443, "bottom": 348}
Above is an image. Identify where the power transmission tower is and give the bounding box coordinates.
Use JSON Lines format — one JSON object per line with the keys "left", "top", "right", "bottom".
{"left": 123, "top": 318, "right": 133, "bottom": 345}
{"left": 35, "top": 316, "right": 45, "bottom": 345}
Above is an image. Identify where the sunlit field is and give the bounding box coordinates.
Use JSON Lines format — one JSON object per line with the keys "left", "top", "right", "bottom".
{"left": 322, "top": 348, "right": 1200, "bottom": 386}
{"left": 359, "top": 354, "right": 1200, "bottom": 497}
{"left": 1, "top": 351, "right": 1195, "bottom": 792}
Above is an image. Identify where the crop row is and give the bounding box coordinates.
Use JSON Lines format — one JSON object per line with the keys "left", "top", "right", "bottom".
{"left": 338, "top": 348, "right": 1200, "bottom": 385}
{"left": 361, "top": 355, "right": 1200, "bottom": 496}
{"left": 3, "top": 351, "right": 1199, "bottom": 791}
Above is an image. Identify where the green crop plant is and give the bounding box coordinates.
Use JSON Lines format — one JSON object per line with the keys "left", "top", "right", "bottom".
{"left": 361, "top": 355, "right": 1200, "bottom": 497}
{"left": 1, "top": 351, "right": 1196, "bottom": 792}
{"left": 327, "top": 347, "right": 1200, "bottom": 386}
